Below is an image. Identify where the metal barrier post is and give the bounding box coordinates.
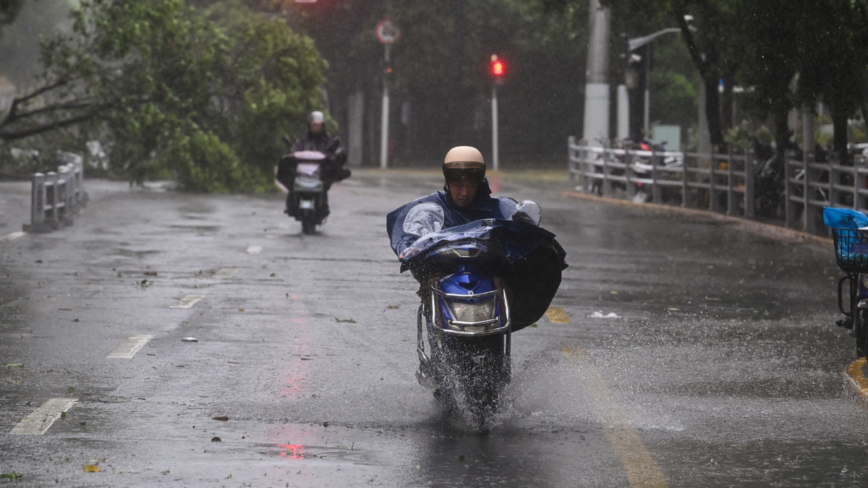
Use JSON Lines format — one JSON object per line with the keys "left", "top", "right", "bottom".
{"left": 651, "top": 156, "right": 661, "bottom": 203}
{"left": 67, "top": 163, "right": 79, "bottom": 214}
{"left": 23, "top": 173, "right": 52, "bottom": 233}
{"left": 856, "top": 163, "right": 866, "bottom": 214}
{"left": 625, "top": 150, "right": 636, "bottom": 200}
{"left": 76, "top": 158, "right": 88, "bottom": 208}
{"left": 784, "top": 155, "right": 795, "bottom": 228}
{"left": 568, "top": 136, "right": 576, "bottom": 186}
{"left": 710, "top": 149, "right": 719, "bottom": 212}
{"left": 726, "top": 150, "right": 735, "bottom": 215}
{"left": 44, "top": 172, "right": 61, "bottom": 230}
{"left": 681, "top": 153, "right": 689, "bottom": 208}
{"left": 804, "top": 154, "right": 816, "bottom": 233}
{"left": 602, "top": 148, "right": 612, "bottom": 195}
{"left": 57, "top": 165, "right": 73, "bottom": 225}
{"left": 745, "top": 152, "right": 755, "bottom": 218}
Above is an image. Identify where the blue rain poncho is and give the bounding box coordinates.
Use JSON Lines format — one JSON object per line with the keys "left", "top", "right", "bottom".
{"left": 386, "top": 179, "right": 567, "bottom": 330}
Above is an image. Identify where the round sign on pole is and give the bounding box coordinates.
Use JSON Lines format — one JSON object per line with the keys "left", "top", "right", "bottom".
{"left": 376, "top": 19, "right": 401, "bottom": 45}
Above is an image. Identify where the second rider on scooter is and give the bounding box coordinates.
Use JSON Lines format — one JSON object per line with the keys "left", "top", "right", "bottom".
{"left": 281, "top": 111, "right": 350, "bottom": 221}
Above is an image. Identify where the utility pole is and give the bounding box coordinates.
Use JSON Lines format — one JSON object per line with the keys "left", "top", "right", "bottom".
{"left": 583, "top": 0, "right": 611, "bottom": 147}
{"left": 490, "top": 56, "right": 505, "bottom": 171}
{"left": 377, "top": 0, "right": 398, "bottom": 169}
{"left": 380, "top": 42, "right": 391, "bottom": 169}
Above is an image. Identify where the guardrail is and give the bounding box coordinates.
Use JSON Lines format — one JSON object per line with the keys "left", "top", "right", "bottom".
{"left": 785, "top": 153, "right": 868, "bottom": 233}
{"left": 23, "top": 152, "right": 89, "bottom": 233}
{"left": 568, "top": 136, "right": 756, "bottom": 218}
{"left": 568, "top": 136, "right": 868, "bottom": 234}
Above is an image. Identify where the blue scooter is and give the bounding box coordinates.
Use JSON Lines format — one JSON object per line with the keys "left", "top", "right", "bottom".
{"left": 400, "top": 217, "right": 566, "bottom": 425}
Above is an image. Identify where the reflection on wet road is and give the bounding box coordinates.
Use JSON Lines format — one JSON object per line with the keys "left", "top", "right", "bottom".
{"left": 0, "top": 172, "right": 865, "bottom": 486}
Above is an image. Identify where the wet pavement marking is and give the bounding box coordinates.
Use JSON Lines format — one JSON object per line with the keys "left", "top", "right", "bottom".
{"left": 563, "top": 347, "right": 668, "bottom": 488}
{"left": 246, "top": 246, "right": 262, "bottom": 255}
{"left": 10, "top": 398, "right": 78, "bottom": 435}
{"left": 0, "top": 231, "right": 26, "bottom": 242}
{"left": 546, "top": 307, "right": 570, "bottom": 323}
{"left": 844, "top": 357, "right": 868, "bottom": 407}
{"left": 212, "top": 267, "right": 237, "bottom": 278}
{"left": 170, "top": 295, "right": 205, "bottom": 309}
{"left": 107, "top": 335, "right": 154, "bottom": 359}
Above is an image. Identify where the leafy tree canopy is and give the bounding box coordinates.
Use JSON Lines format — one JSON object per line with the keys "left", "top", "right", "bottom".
{"left": 1, "top": 0, "right": 327, "bottom": 191}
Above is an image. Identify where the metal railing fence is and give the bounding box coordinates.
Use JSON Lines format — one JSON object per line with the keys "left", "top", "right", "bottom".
{"left": 568, "top": 136, "right": 868, "bottom": 234}
{"left": 568, "top": 136, "right": 755, "bottom": 219}
{"left": 23, "top": 152, "right": 88, "bottom": 233}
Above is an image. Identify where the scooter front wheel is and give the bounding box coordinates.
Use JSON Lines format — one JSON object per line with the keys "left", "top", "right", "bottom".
{"left": 301, "top": 219, "right": 316, "bottom": 235}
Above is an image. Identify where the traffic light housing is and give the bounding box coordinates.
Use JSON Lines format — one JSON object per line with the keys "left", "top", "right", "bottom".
{"left": 490, "top": 54, "right": 505, "bottom": 84}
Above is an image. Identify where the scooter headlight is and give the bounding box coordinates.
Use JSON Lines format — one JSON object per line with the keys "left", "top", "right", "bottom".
{"left": 448, "top": 298, "right": 495, "bottom": 327}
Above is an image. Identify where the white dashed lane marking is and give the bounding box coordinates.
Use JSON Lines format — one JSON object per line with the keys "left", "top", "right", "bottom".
{"left": 0, "top": 231, "right": 26, "bottom": 242}
{"left": 10, "top": 398, "right": 78, "bottom": 435}
{"left": 212, "top": 267, "right": 237, "bottom": 278}
{"left": 170, "top": 295, "right": 204, "bottom": 309}
{"left": 107, "top": 335, "right": 153, "bottom": 359}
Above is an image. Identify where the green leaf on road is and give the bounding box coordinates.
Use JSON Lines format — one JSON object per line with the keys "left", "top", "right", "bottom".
{"left": 335, "top": 318, "right": 356, "bottom": 323}
{"left": 0, "top": 472, "right": 21, "bottom": 480}
{"left": 5, "top": 363, "right": 24, "bottom": 368}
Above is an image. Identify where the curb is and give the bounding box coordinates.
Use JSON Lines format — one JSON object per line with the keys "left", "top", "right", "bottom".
{"left": 844, "top": 358, "right": 868, "bottom": 408}
{"left": 560, "top": 189, "right": 832, "bottom": 248}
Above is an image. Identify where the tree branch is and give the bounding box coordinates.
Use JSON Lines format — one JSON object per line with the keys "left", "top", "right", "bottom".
{"left": 674, "top": 9, "right": 709, "bottom": 77}
{"left": 9, "top": 99, "right": 98, "bottom": 121}
{"left": 0, "top": 109, "right": 103, "bottom": 141}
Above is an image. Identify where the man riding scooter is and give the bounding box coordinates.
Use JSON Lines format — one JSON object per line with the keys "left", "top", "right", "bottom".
{"left": 280, "top": 111, "right": 350, "bottom": 221}
{"left": 387, "top": 146, "right": 567, "bottom": 377}
{"left": 389, "top": 146, "right": 540, "bottom": 257}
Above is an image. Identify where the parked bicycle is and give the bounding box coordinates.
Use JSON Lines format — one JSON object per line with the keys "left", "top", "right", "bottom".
{"left": 825, "top": 207, "right": 868, "bottom": 357}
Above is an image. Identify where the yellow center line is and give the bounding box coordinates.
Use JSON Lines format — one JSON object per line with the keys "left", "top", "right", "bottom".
{"left": 563, "top": 347, "right": 668, "bottom": 488}
{"left": 545, "top": 307, "right": 570, "bottom": 323}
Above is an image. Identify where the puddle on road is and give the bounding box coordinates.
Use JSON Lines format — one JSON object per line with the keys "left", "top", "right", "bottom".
{"left": 111, "top": 248, "right": 162, "bottom": 258}
{"left": 169, "top": 225, "right": 222, "bottom": 233}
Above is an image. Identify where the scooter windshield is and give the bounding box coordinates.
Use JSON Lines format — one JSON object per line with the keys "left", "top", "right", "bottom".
{"left": 400, "top": 219, "right": 558, "bottom": 271}
{"left": 296, "top": 163, "right": 321, "bottom": 178}
{"left": 401, "top": 218, "right": 568, "bottom": 331}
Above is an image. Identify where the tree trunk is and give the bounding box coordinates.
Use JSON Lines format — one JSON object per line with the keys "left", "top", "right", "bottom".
{"left": 831, "top": 104, "right": 851, "bottom": 165}
{"left": 773, "top": 105, "right": 790, "bottom": 179}
{"left": 721, "top": 74, "right": 734, "bottom": 134}
{"left": 703, "top": 76, "right": 724, "bottom": 148}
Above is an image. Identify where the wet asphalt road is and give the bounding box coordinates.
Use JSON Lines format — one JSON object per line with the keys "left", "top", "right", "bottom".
{"left": 0, "top": 170, "right": 866, "bottom": 487}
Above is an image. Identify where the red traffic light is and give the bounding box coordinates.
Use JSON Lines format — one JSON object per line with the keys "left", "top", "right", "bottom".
{"left": 490, "top": 55, "right": 505, "bottom": 77}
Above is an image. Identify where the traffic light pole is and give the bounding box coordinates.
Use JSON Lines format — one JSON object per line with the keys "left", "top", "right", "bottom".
{"left": 491, "top": 84, "right": 499, "bottom": 171}
{"left": 380, "top": 44, "right": 391, "bottom": 169}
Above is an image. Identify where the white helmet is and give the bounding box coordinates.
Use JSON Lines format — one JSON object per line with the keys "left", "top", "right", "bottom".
{"left": 443, "top": 146, "right": 486, "bottom": 182}
{"left": 309, "top": 111, "right": 325, "bottom": 124}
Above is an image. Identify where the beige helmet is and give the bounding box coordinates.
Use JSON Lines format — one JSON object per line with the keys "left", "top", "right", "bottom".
{"left": 443, "top": 146, "right": 486, "bottom": 182}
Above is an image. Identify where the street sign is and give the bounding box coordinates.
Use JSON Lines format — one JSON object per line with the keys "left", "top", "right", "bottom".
{"left": 376, "top": 19, "right": 401, "bottom": 45}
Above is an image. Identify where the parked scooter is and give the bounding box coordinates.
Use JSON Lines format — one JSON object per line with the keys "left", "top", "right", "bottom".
{"left": 276, "top": 150, "right": 330, "bottom": 235}
{"left": 399, "top": 215, "right": 567, "bottom": 426}
{"left": 628, "top": 140, "right": 683, "bottom": 203}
